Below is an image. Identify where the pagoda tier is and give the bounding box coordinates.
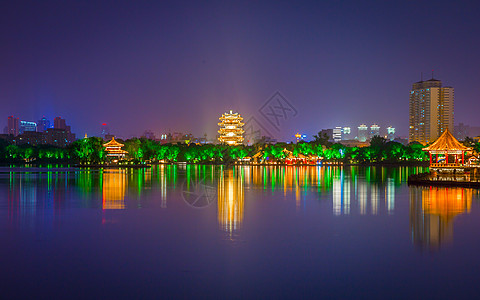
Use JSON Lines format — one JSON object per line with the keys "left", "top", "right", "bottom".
{"left": 103, "top": 137, "right": 128, "bottom": 158}
{"left": 218, "top": 110, "right": 245, "bottom": 145}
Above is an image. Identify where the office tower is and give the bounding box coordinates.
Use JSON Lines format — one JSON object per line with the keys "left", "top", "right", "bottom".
{"left": 101, "top": 123, "right": 110, "bottom": 138}
{"left": 370, "top": 124, "right": 380, "bottom": 139}
{"left": 342, "top": 127, "right": 352, "bottom": 140}
{"left": 37, "top": 117, "right": 50, "bottom": 132}
{"left": 54, "top": 117, "right": 67, "bottom": 130}
{"left": 387, "top": 126, "right": 395, "bottom": 141}
{"left": 218, "top": 110, "right": 244, "bottom": 145}
{"left": 409, "top": 77, "right": 454, "bottom": 144}
{"left": 357, "top": 124, "right": 368, "bottom": 142}
{"left": 7, "top": 116, "right": 19, "bottom": 136}
{"left": 332, "top": 127, "right": 342, "bottom": 142}
{"left": 19, "top": 121, "right": 37, "bottom": 134}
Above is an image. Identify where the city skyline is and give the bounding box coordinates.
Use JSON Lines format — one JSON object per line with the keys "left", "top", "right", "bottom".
{"left": 2, "top": 1, "right": 480, "bottom": 140}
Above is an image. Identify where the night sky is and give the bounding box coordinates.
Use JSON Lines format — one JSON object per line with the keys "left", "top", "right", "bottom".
{"left": 2, "top": 0, "right": 480, "bottom": 140}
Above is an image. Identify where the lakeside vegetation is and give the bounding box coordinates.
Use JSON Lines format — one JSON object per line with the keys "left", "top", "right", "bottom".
{"left": 2, "top": 135, "right": 476, "bottom": 165}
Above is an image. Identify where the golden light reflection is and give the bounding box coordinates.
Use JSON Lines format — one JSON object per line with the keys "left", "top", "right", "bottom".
{"left": 217, "top": 169, "right": 244, "bottom": 234}
{"left": 410, "top": 187, "right": 472, "bottom": 251}
{"left": 102, "top": 169, "right": 127, "bottom": 209}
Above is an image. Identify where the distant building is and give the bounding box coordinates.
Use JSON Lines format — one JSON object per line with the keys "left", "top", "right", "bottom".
{"left": 409, "top": 77, "right": 454, "bottom": 144}
{"left": 357, "top": 124, "right": 368, "bottom": 142}
{"left": 319, "top": 129, "right": 334, "bottom": 142}
{"left": 333, "top": 127, "right": 342, "bottom": 142}
{"left": 101, "top": 123, "right": 110, "bottom": 138}
{"left": 7, "top": 116, "right": 19, "bottom": 136}
{"left": 342, "top": 127, "right": 352, "bottom": 140}
{"left": 370, "top": 124, "right": 380, "bottom": 139}
{"left": 339, "top": 140, "right": 369, "bottom": 148}
{"left": 295, "top": 132, "right": 307, "bottom": 143}
{"left": 44, "top": 128, "right": 76, "bottom": 147}
{"left": 387, "top": 126, "right": 395, "bottom": 141}
{"left": 17, "top": 132, "right": 46, "bottom": 146}
{"left": 19, "top": 121, "right": 37, "bottom": 134}
{"left": 143, "top": 130, "right": 156, "bottom": 140}
{"left": 454, "top": 123, "right": 480, "bottom": 141}
{"left": 37, "top": 117, "right": 50, "bottom": 132}
{"left": 54, "top": 117, "right": 67, "bottom": 130}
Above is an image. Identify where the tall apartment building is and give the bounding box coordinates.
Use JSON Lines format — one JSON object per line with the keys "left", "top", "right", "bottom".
{"left": 409, "top": 78, "right": 454, "bottom": 144}
{"left": 7, "top": 116, "right": 20, "bottom": 136}
{"left": 357, "top": 124, "right": 368, "bottom": 142}
{"left": 369, "top": 124, "right": 380, "bottom": 139}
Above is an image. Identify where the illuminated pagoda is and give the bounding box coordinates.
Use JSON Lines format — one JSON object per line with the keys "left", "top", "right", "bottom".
{"left": 218, "top": 110, "right": 245, "bottom": 145}
{"left": 422, "top": 129, "right": 472, "bottom": 168}
{"left": 103, "top": 137, "right": 128, "bottom": 159}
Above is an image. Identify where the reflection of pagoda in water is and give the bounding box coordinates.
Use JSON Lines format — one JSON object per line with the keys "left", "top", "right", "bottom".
{"left": 217, "top": 169, "right": 244, "bottom": 234}
{"left": 102, "top": 169, "right": 127, "bottom": 209}
{"left": 410, "top": 187, "right": 472, "bottom": 251}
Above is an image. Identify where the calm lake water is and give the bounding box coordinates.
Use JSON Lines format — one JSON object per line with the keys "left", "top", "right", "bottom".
{"left": 1, "top": 165, "right": 479, "bottom": 299}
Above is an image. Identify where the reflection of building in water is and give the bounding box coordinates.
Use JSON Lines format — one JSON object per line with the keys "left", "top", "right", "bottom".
{"left": 410, "top": 187, "right": 472, "bottom": 251}
{"left": 102, "top": 169, "right": 127, "bottom": 209}
{"left": 333, "top": 172, "right": 351, "bottom": 215}
{"left": 386, "top": 178, "right": 395, "bottom": 214}
{"left": 218, "top": 169, "right": 244, "bottom": 233}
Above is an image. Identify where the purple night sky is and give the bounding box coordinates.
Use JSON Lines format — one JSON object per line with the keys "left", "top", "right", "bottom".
{"left": 1, "top": 0, "right": 480, "bottom": 140}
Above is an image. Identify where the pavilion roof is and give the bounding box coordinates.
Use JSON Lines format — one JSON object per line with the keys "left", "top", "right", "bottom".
{"left": 103, "top": 137, "right": 124, "bottom": 147}
{"left": 422, "top": 129, "right": 472, "bottom": 152}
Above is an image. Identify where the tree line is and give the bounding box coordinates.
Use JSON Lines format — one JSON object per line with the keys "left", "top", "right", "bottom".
{"left": 2, "top": 134, "right": 475, "bottom": 165}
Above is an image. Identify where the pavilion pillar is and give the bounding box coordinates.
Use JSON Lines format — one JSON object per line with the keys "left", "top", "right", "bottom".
{"left": 462, "top": 152, "right": 464, "bottom": 165}
{"left": 446, "top": 152, "right": 448, "bottom": 164}
{"left": 429, "top": 152, "right": 432, "bottom": 164}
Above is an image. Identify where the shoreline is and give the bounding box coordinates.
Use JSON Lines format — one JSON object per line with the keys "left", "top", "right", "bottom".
{"left": 408, "top": 172, "right": 480, "bottom": 188}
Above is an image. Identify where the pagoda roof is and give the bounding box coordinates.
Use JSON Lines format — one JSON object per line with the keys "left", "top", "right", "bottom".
{"left": 103, "top": 137, "right": 124, "bottom": 147}
{"left": 423, "top": 129, "right": 472, "bottom": 152}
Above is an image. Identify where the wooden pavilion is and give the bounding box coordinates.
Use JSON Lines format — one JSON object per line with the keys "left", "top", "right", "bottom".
{"left": 422, "top": 129, "right": 472, "bottom": 168}
{"left": 103, "top": 137, "right": 128, "bottom": 159}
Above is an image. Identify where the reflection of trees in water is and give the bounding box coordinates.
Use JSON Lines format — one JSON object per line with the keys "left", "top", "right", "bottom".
{"left": 217, "top": 169, "right": 244, "bottom": 235}
{"left": 410, "top": 187, "right": 472, "bottom": 251}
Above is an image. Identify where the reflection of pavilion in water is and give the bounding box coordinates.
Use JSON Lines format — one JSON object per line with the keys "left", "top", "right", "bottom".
{"left": 410, "top": 187, "right": 472, "bottom": 251}
{"left": 217, "top": 169, "right": 244, "bottom": 234}
{"left": 102, "top": 169, "right": 127, "bottom": 209}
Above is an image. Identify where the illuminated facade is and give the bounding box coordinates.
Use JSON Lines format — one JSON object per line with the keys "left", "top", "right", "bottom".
{"left": 103, "top": 137, "right": 128, "bottom": 159}
{"left": 218, "top": 110, "right": 244, "bottom": 145}
{"left": 409, "top": 78, "right": 454, "bottom": 144}
{"left": 333, "top": 127, "right": 342, "bottom": 142}
{"left": 369, "top": 124, "right": 380, "bottom": 139}
{"left": 357, "top": 124, "right": 368, "bottom": 142}
{"left": 387, "top": 126, "right": 395, "bottom": 141}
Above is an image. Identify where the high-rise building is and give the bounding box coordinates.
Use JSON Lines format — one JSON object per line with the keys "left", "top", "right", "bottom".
{"left": 387, "top": 126, "right": 395, "bottom": 141}
{"left": 370, "top": 124, "right": 380, "bottom": 139}
{"left": 409, "top": 78, "right": 454, "bottom": 144}
{"left": 342, "top": 127, "right": 352, "bottom": 140}
{"left": 19, "top": 121, "right": 37, "bottom": 134}
{"left": 101, "top": 123, "right": 110, "bottom": 138}
{"left": 357, "top": 124, "right": 368, "bottom": 142}
{"left": 7, "top": 116, "right": 19, "bottom": 136}
{"left": 37, "top": 117, "right": 50, "bottom": 132}
{"left": 54, "top": 117, "right": 67, "bottom": 130}
{"left": 218, "top": 110, "right": 244, "bottom": 145}
{"left": 333, "top": 127, "right": 342, "bottom": 142}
